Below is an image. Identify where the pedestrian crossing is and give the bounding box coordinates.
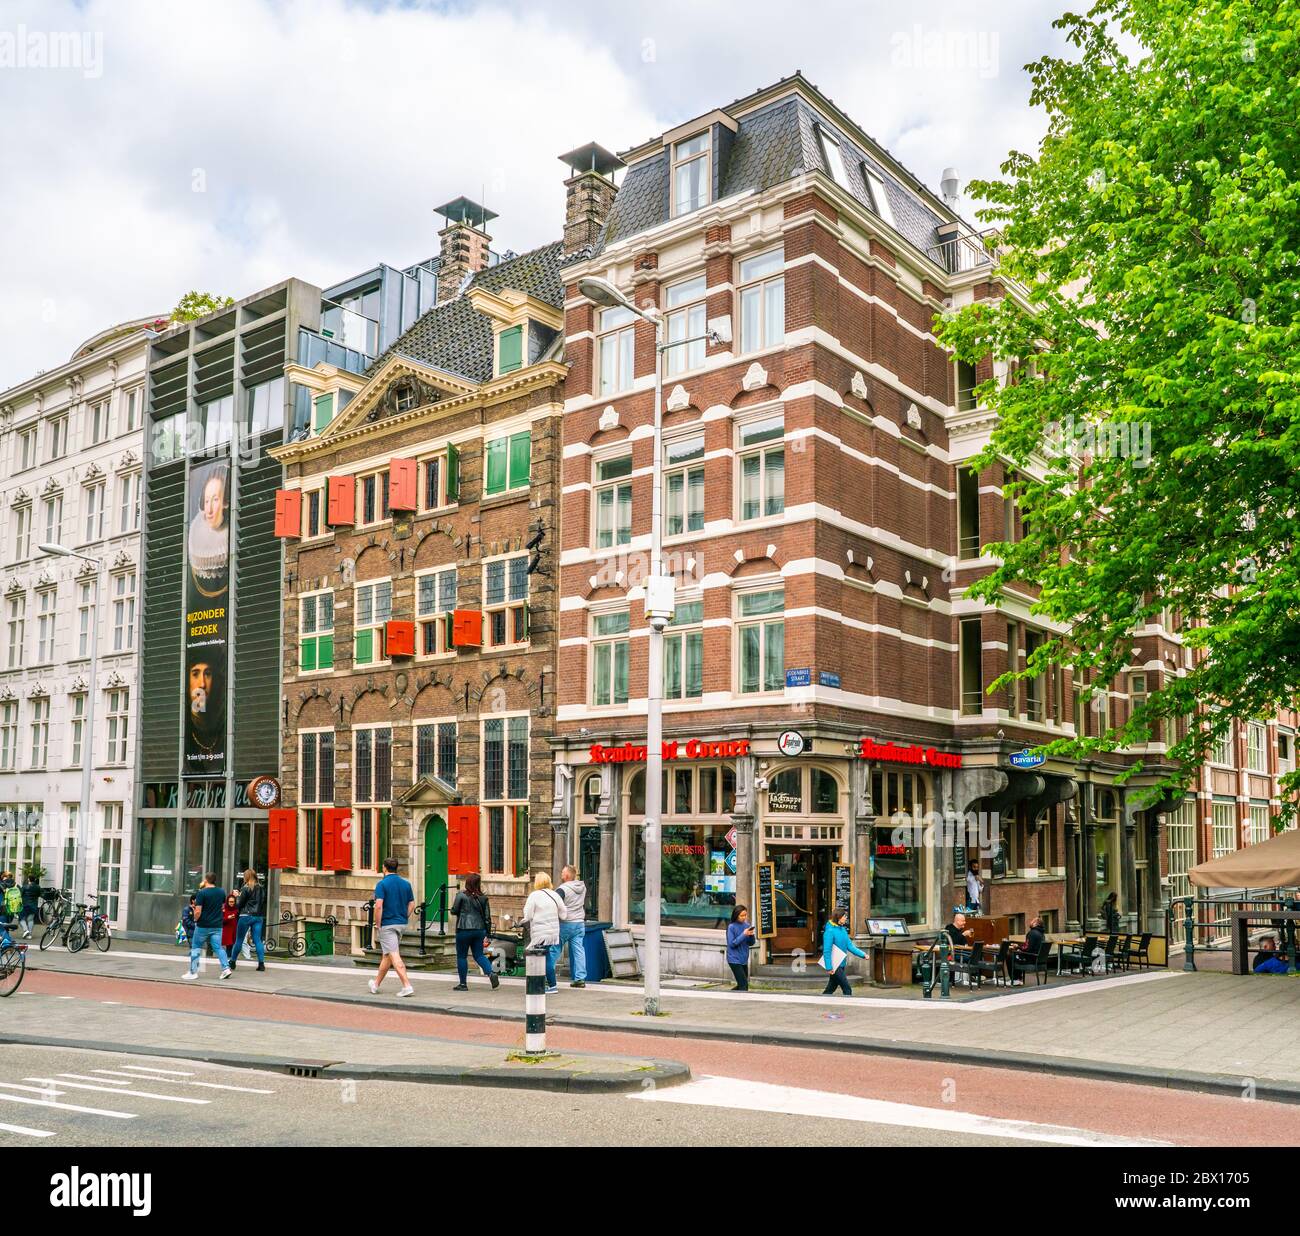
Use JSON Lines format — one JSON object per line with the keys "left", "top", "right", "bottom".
{"left": 0, "top": 1059, "right": 278, "bottom": 1139}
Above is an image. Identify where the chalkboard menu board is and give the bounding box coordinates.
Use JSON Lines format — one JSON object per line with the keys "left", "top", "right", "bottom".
{"left": 954, "top": 844, "right": 967, "bottom": 879}
{"left": 756, "top": 862, "right": 776, "bottom": 938}
{"left": 831, "top": 861, "right": 853, "bottom": 918}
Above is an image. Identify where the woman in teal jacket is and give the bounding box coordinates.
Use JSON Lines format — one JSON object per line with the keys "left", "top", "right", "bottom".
{"left": 821, "top": 909, "right": 866, "bottom": 996}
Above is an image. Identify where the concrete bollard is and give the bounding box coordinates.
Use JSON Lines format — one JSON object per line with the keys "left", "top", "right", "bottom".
{"left": 524, "top": 944, "right": 547, "bottom": 1053}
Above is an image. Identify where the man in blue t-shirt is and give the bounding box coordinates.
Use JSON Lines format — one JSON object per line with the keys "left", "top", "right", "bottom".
{"left": 368, "top": 856, "right": 415, "bottom": 997}
{"left": 183, "top": 872, "right": 232, "bottom": 981}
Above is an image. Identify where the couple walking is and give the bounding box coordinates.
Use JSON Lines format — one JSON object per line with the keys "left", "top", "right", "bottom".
{"left": 182, "top": 869, "right": 268, "bottom": 980}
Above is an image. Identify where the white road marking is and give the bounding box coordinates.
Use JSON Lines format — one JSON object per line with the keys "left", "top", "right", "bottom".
{"left": 58, "top": 1073, "right": 132, "bottom": 1085}
{"left": 100, "top": 1000, "right": 121, "bottom": 1005}
{"left": 91, "top": 1069, "right": 275, "bottom": 1094}
{"left": 23, "top": 1077, "right": 209, "bottom": 1105}
{"left": 0, "top": 1091, "right": 136, "bottom": 1118}
{"left": 119, "top": 1065, "right": 195, "bottom": 1076}
{"left": 631, "top": 1076, "right": 1172, "bottom": 1147}
{"left": 0, "top": 1083, "right": 68, "bottom": 1096}
{"left": 0, "top": 1119, "right": 56, "bottom": 1138}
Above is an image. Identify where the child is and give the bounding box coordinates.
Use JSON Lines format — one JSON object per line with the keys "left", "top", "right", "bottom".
{"left": 221, "top": 893, "right": 240, "bottom": 969}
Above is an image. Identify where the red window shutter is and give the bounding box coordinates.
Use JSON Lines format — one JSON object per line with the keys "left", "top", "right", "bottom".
{"left": 267, "top": 809, "right": 297, "bottom": 868}
{"left": 447, "top": 805, "right": 479, "bottom": 875}
{"left": 323, "top": 807, "right": 353, "bottom": 870}
{"left": 326, "top": 475, "right": 355, "bottom": 526}
{"left": 452, "top": 609, "right": 483, "bottom": 648}
{"left": 385, "top": 620, "right": 415, "bottom": 657}
{"left": 273, "top": 489, "right": 302, "bottom": 538}
{"left": 389, "top": 458, "right": 418, "bottom": 511}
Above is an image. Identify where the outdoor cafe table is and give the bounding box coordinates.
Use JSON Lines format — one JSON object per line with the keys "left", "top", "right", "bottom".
{"left": 1009, "top": 933, "right": 1087, "bottom": 975}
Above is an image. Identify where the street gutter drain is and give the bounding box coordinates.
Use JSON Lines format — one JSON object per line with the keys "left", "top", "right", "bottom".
{"left": 285, "top": 1062, "right": 330, "bottom": 1078}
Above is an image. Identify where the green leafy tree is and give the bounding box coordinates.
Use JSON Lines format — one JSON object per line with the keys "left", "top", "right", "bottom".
{"left": 935, "top": 0, "right": 1300, "bottom": 809}
{"left": 171, "top": 290, "right": 234, "bottom": 322}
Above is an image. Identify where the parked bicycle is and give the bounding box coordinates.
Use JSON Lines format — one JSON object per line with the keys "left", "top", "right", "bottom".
{"left": 0, "top": 925, "right": 26, "bottom": 997}
{"left": 83, "top": 897, "right": 112, "bottom": 952}
{"left": 39, "top": 898, "right": 88, "bottom": 952}
{"left": 38, "top": 887, "right": 72, "bottom": 927}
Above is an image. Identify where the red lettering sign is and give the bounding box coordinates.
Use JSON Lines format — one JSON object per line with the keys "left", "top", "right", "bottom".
{"left": 858, "top": 738, "right": 962, "bottom": 769}
{"left": 589, "top": 738, "right": 752, "bottom": 764}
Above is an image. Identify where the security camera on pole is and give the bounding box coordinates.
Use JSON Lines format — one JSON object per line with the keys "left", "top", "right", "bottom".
{"left": 577, "top": 276, "right": 722, "bottom": 1016}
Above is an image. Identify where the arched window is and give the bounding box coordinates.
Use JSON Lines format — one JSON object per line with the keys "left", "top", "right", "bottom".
{"left": 765, "top": 765, "right": 843, "bottom": 815}
{"left": 580, "top": 774, "right": 601, "bottom": 818}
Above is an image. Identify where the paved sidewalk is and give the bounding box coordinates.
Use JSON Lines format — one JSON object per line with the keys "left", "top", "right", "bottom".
{"left": 23, "top": 941, "right": 1300, "bottom": 1099}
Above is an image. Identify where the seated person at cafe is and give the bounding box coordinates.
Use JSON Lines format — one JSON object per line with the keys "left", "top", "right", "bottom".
{"left": 1253, "top": 935, "right": 1291, "bottom": 975}
{"left": 943, "top": 912, "right": 974, "bottom": 949}
{"left": 1013, "top": 915, "right": 1047, "bottom": 964}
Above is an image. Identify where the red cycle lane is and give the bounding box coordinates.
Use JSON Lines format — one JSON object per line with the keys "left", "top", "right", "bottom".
{"left": 15, "top": 967, "right": 1294, "bottom": 1146}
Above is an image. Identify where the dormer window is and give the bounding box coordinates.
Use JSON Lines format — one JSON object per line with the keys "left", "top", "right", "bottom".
{"left": 818, "top": 127, "right": 849, "bottom": 188}
{"left": 394, "top": 386, "right": 416, "bottom": 413}
{"left": 862, "top": 165, "right": 896, "bottom": 228}
{"left": 672, "top": 132, "right": 711, "bottom": 216}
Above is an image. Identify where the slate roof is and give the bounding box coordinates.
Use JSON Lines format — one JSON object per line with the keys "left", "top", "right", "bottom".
{"left": 365, "top": 240, "right": 565, "bottom": 384}
{"left": 596, "top": 92, "right": 946, "bottom": 263}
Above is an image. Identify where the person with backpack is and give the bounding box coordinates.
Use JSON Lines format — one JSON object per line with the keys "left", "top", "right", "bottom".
{"left": 18, "top": 873, "right": 40, "bottom": 939}
{"left": 231, "top": 869, "right": 267, "bottom": 972}
{"left": 180, "top": 895, "right": 197, "bottom": 947}
{"left": 522, "top": 871, "right": 564, "bottom": 994}
{"left": 449, "top": 872, "right": 499, "bottom": 991}
{"left": 821, "top": 907, "right": 866, "bottom": 996}
{"left": 2, "top": 873, "right": 22, "bottom": 928}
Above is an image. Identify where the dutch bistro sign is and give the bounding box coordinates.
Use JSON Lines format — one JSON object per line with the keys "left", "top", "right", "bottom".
{"left": 858, "top": 738, "right": 963, "bottom": 769}
{"left": 589, "top": 738, "right": 752, "bottom": 763}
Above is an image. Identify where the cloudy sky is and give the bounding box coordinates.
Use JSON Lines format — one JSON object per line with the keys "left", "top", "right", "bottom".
{"left": 0, "top": 0, "right": 1067, "bottom": 391}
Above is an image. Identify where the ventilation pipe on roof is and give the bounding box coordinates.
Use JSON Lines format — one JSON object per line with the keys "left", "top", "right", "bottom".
{"left": 940, "top": 167, "right": 961, "bottom": 209}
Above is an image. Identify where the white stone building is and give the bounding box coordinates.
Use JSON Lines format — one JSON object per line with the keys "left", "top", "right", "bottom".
{"left": 0, "top": 313, "right": 164, "bottom": 926}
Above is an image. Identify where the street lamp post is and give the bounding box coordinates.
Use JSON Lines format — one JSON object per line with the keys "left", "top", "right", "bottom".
{"left": 577, "top": 277, "right": 722, "bottom": 1016}
{"left": 40, "top": 543, "right": 101, "bottom": 905}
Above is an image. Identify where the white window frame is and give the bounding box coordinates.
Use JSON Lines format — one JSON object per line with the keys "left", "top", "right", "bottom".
{"left": 480, "top": 712, "right": 529, "bottom": 878}
{"left": 0, "top": 701, "right": 16, "bottom": 771}
{"left": 663, "top": 598, "right": 704, "bottom": 701}
{"left": 413, "top": 716, "right": 458, "bottom": 787}
{"left": 863, "top": 165, "right": 896, "bottom": 227}
{"left": 16, "top": 425, "right": 36, "bottom": 471}
{"left": 104, "top": 687, "right": 129, "bottom": 764}
{"left": 1211, "top": 799, "right": 1237, "bottom": 858}
{"left": 90, "top": 399, "right": 111, "bottom": 445}
{"left": 356, "top": 469, "right": 391, "bottom": 528}
{"left": 737, "top": 248, "right": 785, "bottom": 355}
{"left": 83, "top": 481, "right": 106, "bottom": 543}
{"left": 1247, "top": 722, "right": 1267, "bottom": 773}
{"left": 483, "top": 554, "right": 528, "bottom": 650}
{"left": 736, "top": 411, "right": 785, "bottom": 523}
{"left": 419, "top": 450, "right": 454, "bottom": 512}
{"left": 818, "top": 125, "right": 849, "bottom": 187}
{"left": 117, "top": 470, "right": 141, "bottom": 534}
{"left": 28, "top": 696, "right": 49, "bottom": 769}
{"left": 415, "top": 566, "right": 458, "bottom": 658}
{"left": 35, "top": 587, "right": 56, "bottom": 664}
{"left": 353, "top": 578, "right": 392, "bottom": 668}
{"left": 76, "top": 581, "right": 93, "bottom": 658}
{"left": 47, "top": 416, "right": 68, "bottom": 461}
{"left": 298, "top": 588, "right": 335, "bottom": 675}
{"left": 68, "top": 693, "right": 85, "bottom": 767}
{"left": 13, "top": 503, "right": 31, "bottom": 561}
{"left": 352, "top": 721, "right": 393, "bottom": 873}
{"left": 111, "top": 570, "right": 136, "bottom": 653}
{"left": 122, "top": 388, "right": 143, "bottom": 434}
{"left": 590, "top": 609, "right": 631, "bottom": 707}
{"left": 735, "top": 585, "right": 785, "bottom": 696}
{"left": 42, "top": 492, "right": 62, "bottom": 547}
{"left": 671, "top": 130, "right": 712, "bottom": 217}
{"left": 593, "top": 453, "right": 633, "bottom": 550}
{"left": 664, "top": 275, "right": 707, "bottom": 377}
{"left": 301, "top": 486, "right": 326, "bottom": 541}
{"left": 597, "top": 305, "right": 636, "bottom": 397}
{"left": 6, "top": 592, "right": 26, "bottom": 669}
{"left": 664, "top": 432, "right": 705, "bottom": 539}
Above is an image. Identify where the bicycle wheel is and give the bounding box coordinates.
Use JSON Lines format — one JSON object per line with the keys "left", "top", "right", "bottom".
{"left": 0, "top": 946, "right": 24, "bottom": 997}
{"left": 93, "top": 921, "right": 112, "bottom": 953}
{"left": 66, "top": 918, "right": 88, "bottom": 953}
{"left": 38, "top": 920, "right": 62, "bottom": 951}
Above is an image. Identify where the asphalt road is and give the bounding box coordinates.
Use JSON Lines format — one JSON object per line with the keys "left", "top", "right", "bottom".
{"left": 0, "top": 1042, "right": 1057, "bottom": 1147}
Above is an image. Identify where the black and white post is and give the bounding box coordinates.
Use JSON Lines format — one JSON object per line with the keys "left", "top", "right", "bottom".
{"left": 524, "top": 944, "right": 548, "bottom": 1053}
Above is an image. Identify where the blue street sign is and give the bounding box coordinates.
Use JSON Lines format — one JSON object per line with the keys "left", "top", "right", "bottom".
{"left": 818, "top": 671, "right": 841, "bottom": 688}
{"left": 786, "top": 667, "right": 812, "bottom": 687}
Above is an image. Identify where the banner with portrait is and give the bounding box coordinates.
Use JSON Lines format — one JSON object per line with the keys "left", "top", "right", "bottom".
{"left": 183, "top": 458, "right": 231, "bottom": 776}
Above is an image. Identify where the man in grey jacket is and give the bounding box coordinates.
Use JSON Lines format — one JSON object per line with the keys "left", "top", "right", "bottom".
{"left": 555, "top": 865, "right": 587, "bottom": 987}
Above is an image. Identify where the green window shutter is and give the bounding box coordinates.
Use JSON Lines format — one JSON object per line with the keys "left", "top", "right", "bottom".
{"left": 446, "top": 442, "right": 460, "bottom": 501}
{"left": 442, "top": 613, "right": 453, "bottom": 649}
{"left": 520, "top": 601, "right": 529, "bottom": 641}
{"left": 485, "top": 438, "right": 507, "bottom": 496}
{"left": 313, "top": 394, "right": 334, "bottom": 433}
{"left": 300, "top": 639, "right": 316, "bottom": 673}
{"left": 498, "top": 325, "right": 523, "bottom": 375}
{"left": 355, "top": 628, "right": 373, "bottom": 665}
{"left": 513, "top": 804, "right": 529, "bottom": 876}
{"left": 318, "top": 634, "right": 334, "bottom": 670}
{"left": 508, "top": 431, "right": 531, "bottom": 489}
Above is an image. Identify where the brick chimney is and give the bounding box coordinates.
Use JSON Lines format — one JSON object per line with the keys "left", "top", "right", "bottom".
{"left": 433, "top": 197, "right": 497, "bottom": 302}
{"left": 559, "top": 143, "right": 625, "bottom": 257}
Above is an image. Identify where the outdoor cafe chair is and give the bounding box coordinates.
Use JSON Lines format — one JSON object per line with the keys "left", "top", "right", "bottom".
{"left": 1061, "top": 935, "right": 1099, "bottom": 976}
{"left": 956, "top": 940, "right": 984, "bottom": 988}
{"left": 1009, "top": 939, "right": 1052, "bottom": 986}
{"left": 1122, "top": 932, "right": 1152, "bottom": 970}
{"left": 1101, "top": 934, "right": 1121, "bottom": 973}
{"left": 976, "top": 939, "right": 1010, "bottom": 987}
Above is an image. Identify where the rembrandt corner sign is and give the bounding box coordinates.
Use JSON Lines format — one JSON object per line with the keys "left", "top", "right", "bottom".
{"left": 589, "top": 738, "right": 752, "bottom": 764}
{"left": 858, "top": 737, "right": 962, "bottom": 770}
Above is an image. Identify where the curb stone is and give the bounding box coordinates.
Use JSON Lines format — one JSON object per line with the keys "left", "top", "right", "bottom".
{"left": 0, "top": 1030, "right": 690, "bottom": 1094}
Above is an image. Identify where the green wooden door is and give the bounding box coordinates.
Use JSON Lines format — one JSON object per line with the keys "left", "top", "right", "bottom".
{"left": 423, "top": 815, "right": 449, "bottom": 924}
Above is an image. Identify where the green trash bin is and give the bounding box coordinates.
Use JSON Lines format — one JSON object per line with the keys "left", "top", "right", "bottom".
{"left": 302, "top": 919, "right": 334, "bottom": 957}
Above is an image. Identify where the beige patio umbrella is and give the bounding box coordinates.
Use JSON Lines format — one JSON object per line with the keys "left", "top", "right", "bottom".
{"left": 1188, "top": 827, "right": 1300, "bottom": 888}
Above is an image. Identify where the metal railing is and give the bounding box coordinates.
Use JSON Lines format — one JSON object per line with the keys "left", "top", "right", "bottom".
{"left": 1167, "top": 890, "right": 1300, "bottom": 971}
{"left": 927, "top": 229, "right": 1000, "bottom": 275}
{"left": 920, "top": 933, "right": 956, "bottom": 999}
{"left": 363, "top": 884, "right": 450, "bottom": 956}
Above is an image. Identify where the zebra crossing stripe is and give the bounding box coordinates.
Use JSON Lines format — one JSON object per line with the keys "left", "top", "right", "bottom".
{"left": 23, "top": 1077, "right": 209, "bottom": 1105}
{"left": 0, "top": 1091, "right": 136, "bottom": 1119}
{"left": 0, "top": 1119, "right": 56, "bottom": 1138}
